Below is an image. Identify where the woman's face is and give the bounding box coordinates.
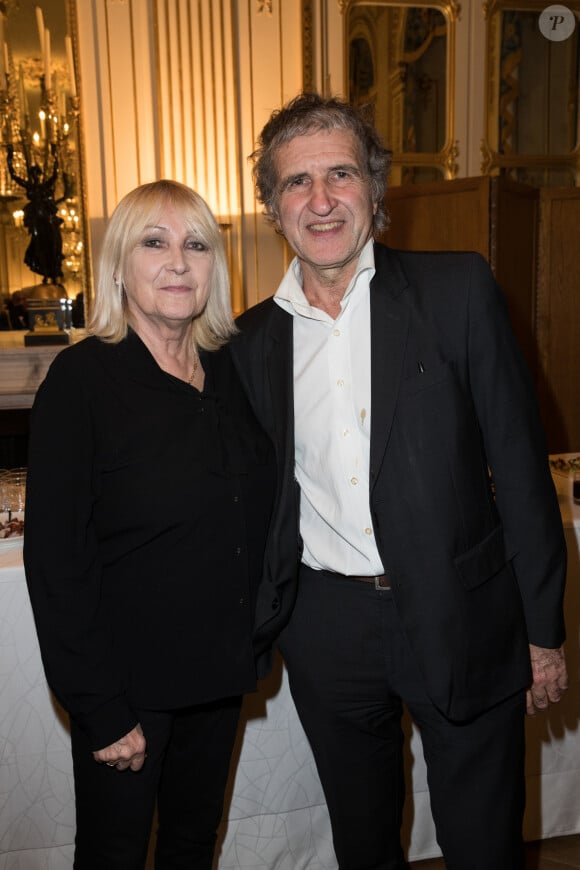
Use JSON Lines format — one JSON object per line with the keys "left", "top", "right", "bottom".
{"left": 122, "top": 204, "right": 214, "bottom": 334}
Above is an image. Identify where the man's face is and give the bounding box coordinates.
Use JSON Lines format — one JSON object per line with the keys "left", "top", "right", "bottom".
{"left": 274, "top": 128, "right": 377, "bottom": 283}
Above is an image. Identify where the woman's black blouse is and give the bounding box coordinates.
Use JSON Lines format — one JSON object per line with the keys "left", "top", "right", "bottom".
{"left": 24, "top": 331, "right": 274, "bottom": 750}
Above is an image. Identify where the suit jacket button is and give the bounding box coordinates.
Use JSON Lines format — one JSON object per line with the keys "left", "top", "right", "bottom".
{"left": 271, "top": 598, "right": 279, "bottom": 610}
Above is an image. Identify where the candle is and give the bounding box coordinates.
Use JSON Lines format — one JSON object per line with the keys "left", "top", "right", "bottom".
{"left": 44, "top": 28, "right": 51, "bottom": 85}
{"left": 3, "top": 43, "right": 9, "bottom": 80}
{"left": 18, "top": 64, "right": 28, "bottom": 118}
{"left": 65, "top": 35, "right": 76, "bottom": 97}
{"left": 36, "top": 6, "right": 45, "bottom": 55}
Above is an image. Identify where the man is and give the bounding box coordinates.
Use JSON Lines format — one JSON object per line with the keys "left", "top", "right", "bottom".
{"left": 230, "top": 93, "right": 568, "bottom": 870}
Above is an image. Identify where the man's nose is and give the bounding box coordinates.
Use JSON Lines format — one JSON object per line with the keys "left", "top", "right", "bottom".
{"left": 309, "top": 178, "right": 335, "bottom": 214}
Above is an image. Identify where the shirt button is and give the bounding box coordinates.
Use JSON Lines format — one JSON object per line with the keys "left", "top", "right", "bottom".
{"left": 364, "top": 527, "right": 373, "bottom": 536}
{"left": 333, "top": 328, "right": 341, "bottom": 337}
{"left": 336, "top": 378, "right": 344, "bottom": 387}
{"left": 342, "top": 428, "right": 350, "bottom": 437}
{"left": 350, "top": 477, "right": 358, "bottom": 486}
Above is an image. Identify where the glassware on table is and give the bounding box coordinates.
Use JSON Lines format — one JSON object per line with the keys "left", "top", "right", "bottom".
{"left": 0, "top": 467, "right": 26, "bottom": 539}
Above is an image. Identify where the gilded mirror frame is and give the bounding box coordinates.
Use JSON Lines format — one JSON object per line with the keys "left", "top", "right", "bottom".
{"left": 481, "top": 0, "right": 580, "bottom": 185}
{"left": 342, "top": 0, "right": 460, "bottom": 183}
{"left": 65, "top": 0, "right": 92, "bottom": 312}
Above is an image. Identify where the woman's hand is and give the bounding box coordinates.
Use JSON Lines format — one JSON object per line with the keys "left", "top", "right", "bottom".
{"left": 93, "top": 723, "right": 147, "bottom": 771}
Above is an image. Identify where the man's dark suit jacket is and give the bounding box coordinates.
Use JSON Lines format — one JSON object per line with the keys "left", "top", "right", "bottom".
{"left": 231, "top": 243, "right": 567, "bottom": 722}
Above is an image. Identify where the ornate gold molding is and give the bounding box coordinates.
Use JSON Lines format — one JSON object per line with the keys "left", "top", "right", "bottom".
{"left": 66, "top": 0, "right": 93, "bottom": 308}
{"left": 442, "top": 0, "right": 461, "bottom": 20}
{"left": 344, "top": 0, "right": 459, "bottom": 180}
{"left": 480, "top": 142, "right": 580, "bottom": 184}
{"left": 443, "top": 139, "right": 460, "bottom": 178}
{"left": 482, "top": 1, "right": 580, "bottom": 185}
{"left": 390, "top": 143, "right": 460, "bottom": 180}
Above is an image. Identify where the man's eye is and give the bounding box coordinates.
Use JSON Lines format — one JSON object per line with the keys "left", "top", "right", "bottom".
{"left": 287, "top": 176, "right": 307, "bottom": 189}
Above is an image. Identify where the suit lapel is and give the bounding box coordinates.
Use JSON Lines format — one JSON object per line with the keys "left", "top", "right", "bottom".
{"left": 369, "top": 246, "right": 410, "bottom": 492}
{"left": 265, "top": 306, "right": 294, "bottom": 453}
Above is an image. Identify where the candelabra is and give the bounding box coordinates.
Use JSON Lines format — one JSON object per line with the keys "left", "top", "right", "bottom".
{"left": 0, "top": 2, "right": 80, "bottom": 292}
{"left": 0, "top": 3, "right": 81, "bottom": 343}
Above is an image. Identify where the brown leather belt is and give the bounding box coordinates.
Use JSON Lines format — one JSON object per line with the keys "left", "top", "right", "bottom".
{"left": 346, "top": 573, "right": 391, "bottom": 591}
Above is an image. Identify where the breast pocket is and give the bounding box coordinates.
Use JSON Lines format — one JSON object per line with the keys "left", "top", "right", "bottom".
{"left": 398, "top": 361, "right": 454, "bottom": 399}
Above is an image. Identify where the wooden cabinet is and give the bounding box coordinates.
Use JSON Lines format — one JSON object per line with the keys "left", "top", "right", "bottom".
{"left": 378, "top": 176, "right": 580, "bottom": 452}
{"left": 536, "top": 189, "right": 580, "bottom": 452}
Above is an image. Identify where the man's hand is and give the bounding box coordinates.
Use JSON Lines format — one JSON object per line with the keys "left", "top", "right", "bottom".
{"left": 526, "top": 644, "right": 568, "bottom": 716}
{"left": 93, "top": 723, "right": 146, "bottom": 771}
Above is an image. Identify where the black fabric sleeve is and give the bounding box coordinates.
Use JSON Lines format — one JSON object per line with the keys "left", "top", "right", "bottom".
{"left": 24, "top": 350, "right": 138, "bottom": 750}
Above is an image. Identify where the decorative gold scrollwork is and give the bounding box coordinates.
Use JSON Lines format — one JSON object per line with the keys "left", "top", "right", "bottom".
{"left": 345, "top": 0, "right": 458, "bottom": 183}
{"left": 482, "top": 0, "right": 580, "bottom": 187}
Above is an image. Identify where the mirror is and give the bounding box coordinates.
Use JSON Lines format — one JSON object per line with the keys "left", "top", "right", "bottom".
{"left": 346, "top": 0, "right": 459, "bottom": 184}
{"left": 482, "top": 2, "right": 580, "bottom": 186}
{"left": 0, "top": 0, "right": 89, "bottom": 329}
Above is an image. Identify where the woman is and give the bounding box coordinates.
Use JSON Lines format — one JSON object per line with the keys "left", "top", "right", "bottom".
{"left": 24, "top": 180, "right": 274, "bottom": 869}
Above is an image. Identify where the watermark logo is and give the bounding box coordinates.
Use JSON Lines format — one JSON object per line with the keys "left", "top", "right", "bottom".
{"left": 539, "top": 5, "right": 576, "bottom": 41}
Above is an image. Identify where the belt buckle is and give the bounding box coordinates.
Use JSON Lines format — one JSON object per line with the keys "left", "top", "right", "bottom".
{"left": 374, "top": 574, "right": 390, "bottom": 591}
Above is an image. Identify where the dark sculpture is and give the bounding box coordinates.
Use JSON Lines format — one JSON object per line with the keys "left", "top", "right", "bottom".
{"left": 7, "top": 143, "right": 65, "bottom": 283}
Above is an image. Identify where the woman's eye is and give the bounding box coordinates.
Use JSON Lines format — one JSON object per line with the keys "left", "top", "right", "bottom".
{"left": 142, "top": 237, "right": 163, "bottom": 248}
{"left": 186, "top": 240, "right": 207, "bottom": 251}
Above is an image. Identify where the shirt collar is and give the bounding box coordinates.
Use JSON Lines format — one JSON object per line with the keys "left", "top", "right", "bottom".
{"left": 274, "top": 238, "right": 376, "bottom": 320}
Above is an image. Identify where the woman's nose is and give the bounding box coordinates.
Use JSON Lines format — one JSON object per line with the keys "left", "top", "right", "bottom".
{"left": 165, "top": 245, "right": 189, "bottom": 272}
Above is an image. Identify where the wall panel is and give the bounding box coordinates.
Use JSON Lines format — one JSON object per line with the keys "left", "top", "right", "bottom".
{"left": 77, "top": 0, "right": 308, "bottom": 308}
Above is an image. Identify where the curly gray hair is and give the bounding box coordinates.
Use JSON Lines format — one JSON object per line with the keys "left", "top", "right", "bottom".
{"left": 250, "top": 92, "right": 391, "bottom": 234}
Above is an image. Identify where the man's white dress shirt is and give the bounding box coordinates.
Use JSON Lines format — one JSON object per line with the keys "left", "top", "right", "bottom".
{"left": 274, "top": 239, "right": 385, "bottom": 576}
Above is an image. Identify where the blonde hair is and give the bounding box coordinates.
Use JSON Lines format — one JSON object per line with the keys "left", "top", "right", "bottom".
{"left": 90, "top": 180, "right": 236, "bottom": 350}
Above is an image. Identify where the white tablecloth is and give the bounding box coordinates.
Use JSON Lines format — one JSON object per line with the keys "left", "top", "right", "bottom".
{"left": 1, "top": 468, "right": 579, "bottom": 868}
